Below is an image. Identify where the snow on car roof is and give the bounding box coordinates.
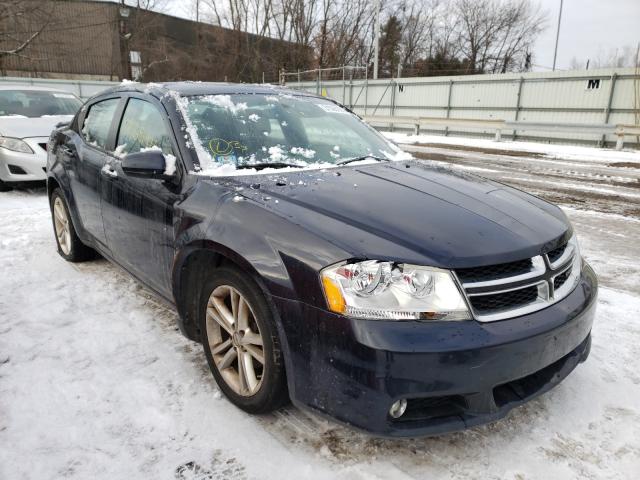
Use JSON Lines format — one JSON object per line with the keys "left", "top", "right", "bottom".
{"left": 108, "top": 81, "right": 316, "bottom": 99}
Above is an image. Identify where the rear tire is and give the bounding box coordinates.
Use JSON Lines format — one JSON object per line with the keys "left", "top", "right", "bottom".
{"left": 49, "top": 188, "right": 95, "bottom": 262}
{"left": 200, "top": 266, "right": 288, "bottom": 414}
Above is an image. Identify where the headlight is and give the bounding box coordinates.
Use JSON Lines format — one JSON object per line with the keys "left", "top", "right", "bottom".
{"left": 321, "top": 260, "right": 471, "bottom": 321}
{"left": 0, "top": 137, "right": 34, "bottom": 154}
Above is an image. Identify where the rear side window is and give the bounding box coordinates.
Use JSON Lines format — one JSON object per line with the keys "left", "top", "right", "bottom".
{"left": 82, "top": 98, "right": 119, "bottom": 149}
{"left": 116, "top": 98, "right": 174, "bottom": 156}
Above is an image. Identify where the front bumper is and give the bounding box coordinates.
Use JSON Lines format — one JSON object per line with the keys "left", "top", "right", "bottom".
{"left": 275, "top": 262, "right": 597, "bottom": 437}
{"left": 0, "top": 137, "right": 48, "bottom": 183}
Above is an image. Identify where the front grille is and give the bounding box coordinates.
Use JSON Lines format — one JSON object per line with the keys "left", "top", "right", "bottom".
{"left": 553, "top": 267, "right": 571, "bottom": 290}
{"left": 456, "top": 240, "right": 579, "bottom": 322}
{"left": 547, "top": 243, "right": 566, "bottom": 264}
{"left": 469, "top": 286, "right": 539, "bottom": 314}
{"left": 456, "top": 258, "right": 533, "bottom": 283}
{"left": 493, "top": 339, "right": 582, "bottom": 407}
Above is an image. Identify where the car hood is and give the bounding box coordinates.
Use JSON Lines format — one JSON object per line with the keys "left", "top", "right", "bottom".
{"left": 223, "top": 161, "right": 571, "bottom": 268}
{"left": 0, "top": 115, "right": 73, "bottom": 139}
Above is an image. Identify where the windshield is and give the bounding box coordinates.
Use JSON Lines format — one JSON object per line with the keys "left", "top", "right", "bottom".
{"left": 0, "top": 90, "right": 82, "bottom": 118}
{"left": 182, "top": 93, "right": 408, "bottom": 173}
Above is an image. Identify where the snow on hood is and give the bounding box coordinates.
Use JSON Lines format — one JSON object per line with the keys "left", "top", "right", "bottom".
{"left": 0, "top": 115, "right": 73, "bottom": 139}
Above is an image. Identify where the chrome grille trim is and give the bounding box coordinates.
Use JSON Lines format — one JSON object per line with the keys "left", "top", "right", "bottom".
{"left": 455, "top": 241, "right": 581, "bottom": 322}
{"left": 461, "top": 256, "right": 546, "bottom": 289}
{"left": 549, "top": 243, "right": 575, "bottom": 270}
{"left": 468, "top": 281, "right": 550, "bottom": 323}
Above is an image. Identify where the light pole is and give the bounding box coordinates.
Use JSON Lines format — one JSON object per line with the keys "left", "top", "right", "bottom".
{"left": 552, "top": 0, "right": 564, "bottom": 71}
{"left": 373, "top": 0, "right": 381, "bottom": 79}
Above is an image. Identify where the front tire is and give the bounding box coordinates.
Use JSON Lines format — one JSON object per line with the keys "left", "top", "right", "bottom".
{"left": 49, "top": 188, "right": 95, "bottom": 262}
{"left": 200, "top": 266, "right": 288, "bottom": 413}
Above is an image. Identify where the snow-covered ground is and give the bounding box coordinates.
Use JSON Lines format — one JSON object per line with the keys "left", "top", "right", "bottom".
{"left": 1, "top": 137, "right": 640, "bottom": 479}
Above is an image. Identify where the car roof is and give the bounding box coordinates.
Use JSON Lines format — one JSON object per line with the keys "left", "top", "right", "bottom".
{"left": 0, "top": 85, "right": 75, "bottom": 94}
{"left": 99, "top": 81, "right": 318, "bottom": 100}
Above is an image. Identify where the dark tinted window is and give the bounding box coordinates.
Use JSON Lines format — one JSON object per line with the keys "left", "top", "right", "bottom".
{"left": 82, "top": 98, "right": 119, "bottom": 149}
{"left": 0, "top": 90, "right": 82, "bottom": 118}
{"left": 116, "top": 98, "right": 174, "bottom": 156}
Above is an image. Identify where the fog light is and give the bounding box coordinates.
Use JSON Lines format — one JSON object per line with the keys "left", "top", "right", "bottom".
{"left": 389, "top": 399, "right": 407, "bottom": 419}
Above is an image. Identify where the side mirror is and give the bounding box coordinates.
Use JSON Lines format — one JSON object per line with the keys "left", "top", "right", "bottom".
{"left": 121, "top": 150, "right": 172, "bottom": 180}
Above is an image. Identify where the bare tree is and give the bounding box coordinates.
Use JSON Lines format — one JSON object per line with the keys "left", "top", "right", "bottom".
{"left": 455, "top": 0, "right": 545, "bottom": 74}
{"left": 397, "top": 0, "right": 438, "bottom": 71}
{"left": 182, "top": 0, "right": 548, "bottom": 78}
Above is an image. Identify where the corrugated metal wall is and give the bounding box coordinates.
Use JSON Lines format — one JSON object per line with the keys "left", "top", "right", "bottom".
{"left": 2, "top": 68, "right": 638, "bottom": 147}
{"left": 287, "top": 68, "right": 640, "bottom": 146}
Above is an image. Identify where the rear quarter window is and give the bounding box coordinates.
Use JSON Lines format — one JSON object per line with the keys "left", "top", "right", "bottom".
{"left": 81, "top": 98, "right": 119, "bottom": 149}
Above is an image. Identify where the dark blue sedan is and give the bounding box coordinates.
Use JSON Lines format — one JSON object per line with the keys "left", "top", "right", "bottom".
{"left": 46, "top": 82, "right": 597, "bottom": 437}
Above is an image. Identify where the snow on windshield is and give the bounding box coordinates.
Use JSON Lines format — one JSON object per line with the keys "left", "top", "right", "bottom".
{"left": 169, "top": 91, "right": 412, "bottom": 176}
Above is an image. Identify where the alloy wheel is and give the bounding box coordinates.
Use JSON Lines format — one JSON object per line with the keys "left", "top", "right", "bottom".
{"left": 53, "top": 197, "right": 71, "bottom": 255}
{"left": 205, "top": 285, "right": 265, "bottom": 396}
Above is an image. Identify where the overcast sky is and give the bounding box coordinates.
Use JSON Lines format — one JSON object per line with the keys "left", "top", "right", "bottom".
{"left": 533, "top": 0, "right": 640, "bottom": 70}
{"left": 125, "top": 0, "right": 639, "bottom": 72}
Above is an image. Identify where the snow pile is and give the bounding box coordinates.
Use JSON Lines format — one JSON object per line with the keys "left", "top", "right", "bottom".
{"left": 164, "top": 153, "right": 177, "bottom": 176}
{"left": 290, "top": 147, "right": 316, "bottom": 159}
{"left": 113, "top": 144, "right": 127, "bottom": 158}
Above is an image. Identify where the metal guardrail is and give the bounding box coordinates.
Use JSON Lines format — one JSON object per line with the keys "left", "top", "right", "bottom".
{"left": 362, "top": 115, "right": 640, "bottom": 150}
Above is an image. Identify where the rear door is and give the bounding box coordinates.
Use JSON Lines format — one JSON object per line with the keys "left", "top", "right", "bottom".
{"left": 65, "top": 97, "right": 122, "bottom": 249}
{"left": 100, "top": 95, "right": 182, "bottom": 297}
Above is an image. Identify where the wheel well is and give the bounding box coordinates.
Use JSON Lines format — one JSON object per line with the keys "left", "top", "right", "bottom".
{"left": 175, "top": 249, "right": 253, "bottom": 342}
{"left": 47, "top": 177, "right": 60, "bottom": 199}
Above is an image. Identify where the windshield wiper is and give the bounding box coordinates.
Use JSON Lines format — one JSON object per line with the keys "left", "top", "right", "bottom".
{"left": 336, "top": 155, "right": 390, "bottom": 166}
{"left": 236, "top": 162, "right": 304, "bottom": 171}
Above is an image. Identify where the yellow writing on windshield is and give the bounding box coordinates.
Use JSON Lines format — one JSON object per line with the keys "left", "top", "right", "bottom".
{"left": 209, "top": 138, "right": 247, "bottom": 156}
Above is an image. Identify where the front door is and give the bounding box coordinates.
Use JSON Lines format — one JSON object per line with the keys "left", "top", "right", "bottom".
{"left": 100, "top": 96, "right": 181, "bottom": 297}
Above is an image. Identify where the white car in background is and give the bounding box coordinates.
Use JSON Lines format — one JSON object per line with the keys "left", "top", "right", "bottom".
{"left": 0, "top": 86, "right": 82, "bottom": 191}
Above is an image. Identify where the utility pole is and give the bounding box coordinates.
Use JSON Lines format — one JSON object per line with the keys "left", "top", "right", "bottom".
{"left": 195, "top": 0, "right": 199, "bottom": 22}
{"left": 118, "top": 0, "right": 131, "bottom": 80}
{"left": 373, "top": 0, "right": 381, "bottom": 79}
{"left": 552, "top": 0, "right": 563, "bottom": 71}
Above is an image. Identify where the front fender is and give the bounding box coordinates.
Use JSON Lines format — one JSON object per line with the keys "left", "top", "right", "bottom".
{"left": 205, "top": 192, "right": 348, "bottom": 305}
{"left": 170, "top": 185, "right": 349, "bottom": 339}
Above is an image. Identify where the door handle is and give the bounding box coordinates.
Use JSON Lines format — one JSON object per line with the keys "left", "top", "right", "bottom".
{"left": 101, "top": 164, "right": 118, "bottom": 179}
{"left": 60, "top": 145, "right": 75, "bottom": 156}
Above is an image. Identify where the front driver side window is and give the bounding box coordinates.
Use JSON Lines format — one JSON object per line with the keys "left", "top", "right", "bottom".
{"left": 116, "top": 98, "right": 174, "bottom": 156}
{"left": 81, "top": 98, "right": 120, "bottom": 149}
